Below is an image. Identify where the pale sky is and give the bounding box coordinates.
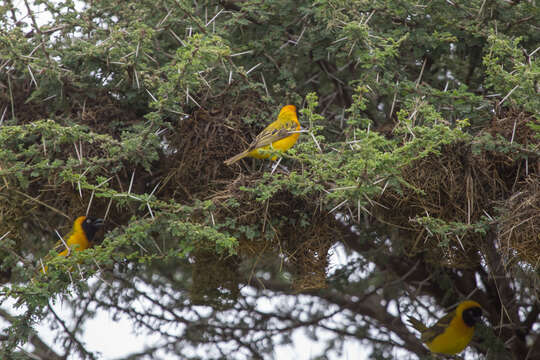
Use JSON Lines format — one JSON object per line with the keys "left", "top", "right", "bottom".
{"left": 1, "top": 244, "right": 371, "bottom": 360}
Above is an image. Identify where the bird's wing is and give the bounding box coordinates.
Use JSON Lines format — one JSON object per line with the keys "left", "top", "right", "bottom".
{"left": 250, "top": 121, "right": 297, "bottom": 150}
{"left": 224, "top": 126, "right": 291, "bottom": 165}
{"left": 50, "top": 229, "right": 74, "bottom": 255}
{"left": 421, "top": 310, "right": 456, "bottom": 343}
{"left": 408, "top": 316, "right": 428, "bottom": 332}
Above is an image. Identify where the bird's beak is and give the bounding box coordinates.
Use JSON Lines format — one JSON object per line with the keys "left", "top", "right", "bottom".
{"left": 93, "top": 218, "right": 105, "bottom": 227}
{"left": 474, "top": 308, "right": 484, "bottom": 322}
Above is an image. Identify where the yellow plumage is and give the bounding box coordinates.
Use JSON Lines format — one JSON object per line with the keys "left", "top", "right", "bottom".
{"left": 224, "top": 105, "right": 301, "bottom": 165}
{"left": 408, "top": 300, "right": 482, "bottom": 355}
{"left": 40, "top": 216, "right": 104, "bottom": 274}
{"left": 55, "top": 216, "right": 92, "bottom": 257}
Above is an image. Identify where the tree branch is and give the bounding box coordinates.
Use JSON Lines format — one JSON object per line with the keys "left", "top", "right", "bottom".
{"left": 0, "top": 307, "right": 64, "bottom": 360}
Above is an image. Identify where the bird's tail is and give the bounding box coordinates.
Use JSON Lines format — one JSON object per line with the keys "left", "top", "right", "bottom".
{"left": 224, "top": 150, "right": 250, "bottom": 165}
{"left": 407, "top": 316, "right": 428, "bottom": 332}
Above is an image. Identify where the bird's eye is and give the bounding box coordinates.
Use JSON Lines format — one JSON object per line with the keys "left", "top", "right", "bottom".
{"left": 86, "top": 219, "right": 91, "bottom": 223}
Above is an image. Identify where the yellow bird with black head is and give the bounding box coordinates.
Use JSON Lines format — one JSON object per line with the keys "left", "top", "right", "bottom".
{"left": 408, "top": 300, "right": 483, "bottom": 355}
{"left": 40, "top": 216, "right": 104, "bottom": 273}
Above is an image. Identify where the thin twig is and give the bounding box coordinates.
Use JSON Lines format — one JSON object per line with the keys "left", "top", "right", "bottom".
{"left": 128, "top": 170, "right": 135, "bottom": 194}
{"left": 103, "top": 198, "right": 113, "bottom": 221}
{"left": 510, "top": 119, "right": 517, "bottom": 144}
{"left": 260, "top": 73, "right": 269, "bottom": 97}
{"left": 11, "top": 189, "right": 69, "bottom": 219}
{"left": 270, "top": 157, "right": 282, "bottom": 175}
{"left": 205, "top": 8, "right": 224, "bottom": 27}
{"left": 0, "top": 231, "right": 10, "bottom": 242}
{"left": 246, "top": 63, "right": 261, "bottom": 75}
{"left": 54, "top": 229, "right": 70, "bottom": 256}
{"left": 415, "top": 58, "right": 427, "bottom": 88}
{"left": 329, "top": 199, "right": 348, "bottom": 214}
{"left": 498, "top": 85, "right": 519, "bottom": 106}
{"left": 85, "top": 190, "right": 95, "bottom": 216}
{"left": 46, "top": 302, "right": 97, "bottom": 360}
{"left": 310, "top": 131, "right": 322, "bottom": 153}
{"left": 230, "top": 50, "right": 254, "bottom": 57}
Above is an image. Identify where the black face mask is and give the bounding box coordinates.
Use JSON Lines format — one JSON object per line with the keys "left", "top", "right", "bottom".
{"left": 82, "top": 217, "right": 104, "bottom": 242}
{"left": 462, "top": 306, "right": 482, "bottom": 327}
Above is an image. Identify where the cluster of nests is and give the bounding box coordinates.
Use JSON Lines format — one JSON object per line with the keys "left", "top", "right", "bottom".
{"left": 377, "top": 109, "right": 539, "bottom": 269}
{"left": 1, "top": 79, "right": 537, "bottom": 299}
{"left": 0, "top": 93, "right": 333, "bottom": 296}
{"left": 150, "top": 102, "right": 540, "bottom": 302}
{"left": 184, "top": 107, "right": 538, "bottom": 301}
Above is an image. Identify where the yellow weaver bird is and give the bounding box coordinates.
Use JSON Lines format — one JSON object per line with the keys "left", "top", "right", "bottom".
{"left": 408, "top": 300, "right": 483, "bottom": 355}
{"left": 224, "top": 105, "right": 301, "bottom": 165}
{"left": 40, "top": 216, "right": 104, "bottom": 274}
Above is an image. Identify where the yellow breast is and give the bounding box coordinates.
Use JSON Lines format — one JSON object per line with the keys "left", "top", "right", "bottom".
{"left": 58, "top": 231, "right": 90, "bottom": 257}
{"left": 427, "top": 316, "right": 475, "bottom": 355}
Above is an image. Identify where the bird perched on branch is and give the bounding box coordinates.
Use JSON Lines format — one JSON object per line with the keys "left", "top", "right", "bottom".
{"left": 224, "top": 105, "right": 301, "bottom": 165}
{"left": 408, "top": 300, "right": 483, "bottom": 355}
{"left": 40, "top": 216, "right": 104, "bottom": 274}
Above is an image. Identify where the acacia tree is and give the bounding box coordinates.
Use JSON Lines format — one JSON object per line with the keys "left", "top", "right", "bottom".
{"left": 0, "top": 0, "right": 538, "bottom": 359}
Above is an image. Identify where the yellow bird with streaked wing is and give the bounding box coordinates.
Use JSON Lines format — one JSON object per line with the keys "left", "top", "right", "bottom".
{"left": 224, "top": 105, "right": 301, "bottom": 165}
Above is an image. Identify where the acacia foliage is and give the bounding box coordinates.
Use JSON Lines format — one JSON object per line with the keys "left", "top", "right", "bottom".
{"left": 0, "top": 0, "right": 539, "bottom": 359}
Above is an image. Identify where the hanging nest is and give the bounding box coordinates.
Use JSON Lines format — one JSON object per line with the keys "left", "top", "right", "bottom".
{"left": 190, "top": 249, "right": 240, "bottom": 307}
{"left": 172, "top": 99, "right": 335, "bottom": 292}
{"left": 206, "top": 172, "right": 335, "bottom": 292}
{"left": 487, "top": 108, "right": 538, "bottom": 145}
{"left": 160, "top": 95, "right": 268, "bottom": 201}
{"left": 498, "top": 175, "right": 540, "bottom": 266}
{"left": 284, "top": 219, "right": 335, "bottom": 292}
{"left": 376, "top": 110, "right": 539, "bottom": 268}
